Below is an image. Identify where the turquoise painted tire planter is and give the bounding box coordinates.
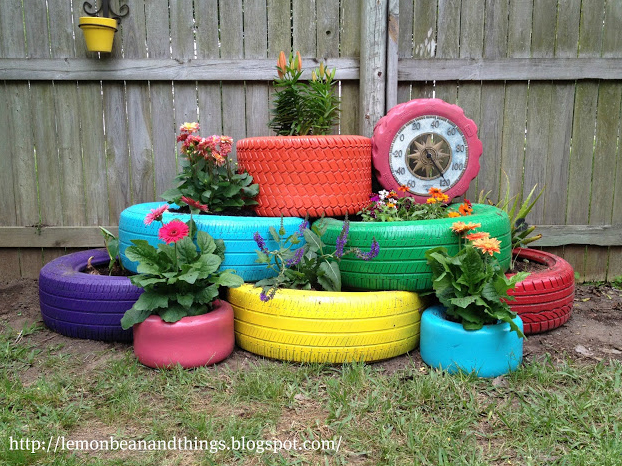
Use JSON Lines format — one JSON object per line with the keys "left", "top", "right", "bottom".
{"left": 118, "top": 202, "right": 305, "bottom": 282}
{"left": 321, "top": 203, "right": 511, "bottom": 292}
{"left": 420, "top": 305, "right": 523, "bottom": 378}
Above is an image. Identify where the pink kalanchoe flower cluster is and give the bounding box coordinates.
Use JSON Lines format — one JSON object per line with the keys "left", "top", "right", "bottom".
{"left": 176, "top": 123, "right": 232, "bottom": 167}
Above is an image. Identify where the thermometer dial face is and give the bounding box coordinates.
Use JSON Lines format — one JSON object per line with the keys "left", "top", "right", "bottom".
{"left": 373, "top": 99, "right": 482, "bottom": 203}
{"left": 389, "top": 116, "right": 469, "bottom": 196}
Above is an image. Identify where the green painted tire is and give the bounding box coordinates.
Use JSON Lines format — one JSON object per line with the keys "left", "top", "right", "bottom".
{"left": 320, "top": 204, "right": 511, "bottom": 292}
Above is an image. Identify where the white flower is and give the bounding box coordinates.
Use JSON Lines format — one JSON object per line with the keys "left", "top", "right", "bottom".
{"left": 378, "top": 190, "right": 390, "bottom": 200}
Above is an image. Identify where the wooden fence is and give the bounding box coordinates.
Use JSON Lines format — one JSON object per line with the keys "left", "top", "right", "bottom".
{"left": 1, "top": 0, "right": 621, "bottom": 281}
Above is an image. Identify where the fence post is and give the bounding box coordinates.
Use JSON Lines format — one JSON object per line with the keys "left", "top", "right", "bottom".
{"left": 386, "top": 0, "right": 399, "bottom": 110}
{"left": 359, "top": 0, "right": 388, "bottom": 137}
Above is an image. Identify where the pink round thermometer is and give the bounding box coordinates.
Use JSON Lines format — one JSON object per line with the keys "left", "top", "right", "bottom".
{"left": 372, "top": 99, "right": 482, "bottom": 203}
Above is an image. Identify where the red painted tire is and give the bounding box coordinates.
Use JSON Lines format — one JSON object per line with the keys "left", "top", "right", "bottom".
{"left": 372, "top": 98, "right": 482, "bottom": 203}
{"left": 236, "top": 135, "right": 371, "bottom": 217}
{"left": 506, "top": 248, "right": 575, "bottom": 334}
{"left": 132, "top": 300, "right": 234, "bottom": 369}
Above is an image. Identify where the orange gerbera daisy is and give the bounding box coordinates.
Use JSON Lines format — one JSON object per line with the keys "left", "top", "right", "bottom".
{"left": 472, "top": 237, "right": 501, "bottom": 256}
{"left": 459, "top": 202, "right": 473, "bottom": 216}
{"left": 428, "top": 187, "right": 443, "bottom": 197}
{"left": 398, "top": 185, "right": 409, "bottom": 192}
{"left": 465, "top": 231, "right": 490, "bottom": 241}
{"left": 447, "top": 211, "right": 461, "bottom": 218}
{"left": 451, "top": 221, "right": 482, "bottom": 234}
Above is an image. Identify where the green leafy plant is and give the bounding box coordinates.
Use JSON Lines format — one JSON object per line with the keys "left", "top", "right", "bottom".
{"left": 425, "top": 221, "right": 529, "bottom": 337}
{"left": 359, "top": 187, "right": 474, "bottom": 222}
{"left": 120, "top": 200, "right": 244, "bottom": 329}
{"left": 99, "top": 227, "right": 124, "bottom": 275}
{"left": 269, "top": 51, "right": 340, "bottom": 136}
{"left": 161, "top": 123, "right": 259, "bottom": 213}
{"left": 253, "top": 218, "right": 379, "bottom": 301}
{"left": 478, "top": 173, "right": 544, "bottom": 250}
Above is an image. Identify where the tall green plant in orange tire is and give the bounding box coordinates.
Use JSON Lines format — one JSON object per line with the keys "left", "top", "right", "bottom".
{"left": 236, "top": 51, "right": 371, "bottom": 218}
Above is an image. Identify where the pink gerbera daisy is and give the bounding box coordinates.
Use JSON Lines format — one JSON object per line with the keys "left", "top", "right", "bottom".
{"left": 144, "top": 204, "right": 169, "bottom": 225}
{"left": 158, "top": 220, "right": 189, "bottom": 244}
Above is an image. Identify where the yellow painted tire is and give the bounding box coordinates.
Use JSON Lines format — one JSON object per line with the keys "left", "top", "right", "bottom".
{"left": 227, "top": 284, "right": 426, "bottom": 363}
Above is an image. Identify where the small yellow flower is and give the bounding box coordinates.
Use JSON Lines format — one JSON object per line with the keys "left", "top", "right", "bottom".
{"left": 386, "top": 202, "right": 396, "bottom": 208}
{"left": 426, "top": 197, "right": 438, "bottom": 204}
{"left": 447, "top": 211, "right": 461, "bottom": 218}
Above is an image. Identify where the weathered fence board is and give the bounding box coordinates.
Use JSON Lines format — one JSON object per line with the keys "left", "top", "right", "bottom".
{"left": 565, "top": 0, "right": 606, "bottom": 280}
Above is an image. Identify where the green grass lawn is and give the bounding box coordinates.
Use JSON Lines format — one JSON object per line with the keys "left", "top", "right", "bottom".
{"left": 1, "top": 322, "right": 621, "bottom": 466}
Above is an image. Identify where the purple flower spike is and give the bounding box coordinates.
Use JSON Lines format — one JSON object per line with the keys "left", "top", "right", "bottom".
{"left": 297, "top": 220, "right": 309, "bottom": 236}
{"left": 335, "top": 221, "right": 350, "bottom": 258}
{"left": 253, "top": 231, "right": 269, "bottom": 253}
{"left": 260, "top": 287, "right": 277, "bottom": 302}
{"left": 286, "top": 247, "right": 305, "bottom": 267}
{"left": 356, "top": 239, "right": 380, "bottom": 261}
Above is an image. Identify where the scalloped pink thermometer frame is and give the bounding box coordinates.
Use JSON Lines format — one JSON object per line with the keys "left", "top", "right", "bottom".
{"left": 372, "top": 98, "right": 482, "bottom": 203}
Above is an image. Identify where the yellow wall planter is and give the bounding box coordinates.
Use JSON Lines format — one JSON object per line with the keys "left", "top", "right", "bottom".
{"left": 79, "top": 17, "right": 118, "bottom": 53}
{"left": 228, "top": 284, "right": 426, "bottom": 363}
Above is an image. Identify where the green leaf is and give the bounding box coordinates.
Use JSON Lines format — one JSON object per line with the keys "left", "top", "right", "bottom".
{"left": 195, "top": 284, "right": 220, "bottom": 304}
{"left": 193, "top": 253, "right": 222, "bottom": 276}
{"left": 303, "top": 229, "right": 323, "bottom": 253}
{"left": 126, "top": 240, "right": 165, "bottom": 269}
{"left": 129, "top": 275, "right": 166, "bottom": 288}
{"left": 120, "top": 307, "right": 152, "bottom": 330}
{"left": 318, "top": 261, "right": 341, "bottom": 291}
{"left": 255, "top": 251, "right": 270, "bottom": 264}
{"left": 176, "top": 293, "right": 194, "bottom": 309}
{"left": 213, "top": 270, "right": 244, "bottom": 288}
{"left": 176, "top": 236, "right": 199, "bottom": 264}
{"left": 268, "top": 226, "right": 281, "bottom": 243}
{"left": 177, "top": 270, "right": 200, "bottom": 284}
{"left": 132, "top": 291, "right": 169, "bottom": 311}
{"left": 158, "top": 304, "right": 188, "bottom": 323}
{"left": 214, "top": 239, "right": 226, "bottom": 261}
{"left": 449, "top": 295, "right": 479, "bottom": 309}
{"left": 196, "top": 231, "right": 216, "bottom": 254}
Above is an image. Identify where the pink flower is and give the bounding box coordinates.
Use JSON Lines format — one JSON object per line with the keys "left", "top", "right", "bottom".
{"left": 220, "top": 136, "right": 233, "bottom": 157}
{"left": 181, "top": 196, "right": 209, "bottom": 212}
{"left": 158, "top": 220, "right": 189, "bottom": 244}
{"left": 180, "top": 122, "right": 199, "bottom": 133}
{"left": 144, "top": 204, "right": 169, "bottom": 225}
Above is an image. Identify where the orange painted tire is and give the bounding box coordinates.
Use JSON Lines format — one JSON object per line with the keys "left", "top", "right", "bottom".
{"left": 236, "top": 135, "right": 372, "bottom": 217}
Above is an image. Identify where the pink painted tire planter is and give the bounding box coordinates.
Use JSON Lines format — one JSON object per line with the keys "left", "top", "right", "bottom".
{"left": 132, "top": 300, "right": 234, "bottom": 369}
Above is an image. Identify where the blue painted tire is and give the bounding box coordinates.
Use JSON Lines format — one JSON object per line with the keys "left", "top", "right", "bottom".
{"left": 39, "top": 249, "right": 141, "bottom": 342}
{"left": 420, "top": 305, "right": 523, "bottom": 377}
{"left": 118, "top": 203, "right": 305, "bottom": 282}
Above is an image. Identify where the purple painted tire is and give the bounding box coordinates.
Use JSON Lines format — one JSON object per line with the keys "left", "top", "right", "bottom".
{"left": 39, "top": 249, "right": 142, "bottom": 342}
